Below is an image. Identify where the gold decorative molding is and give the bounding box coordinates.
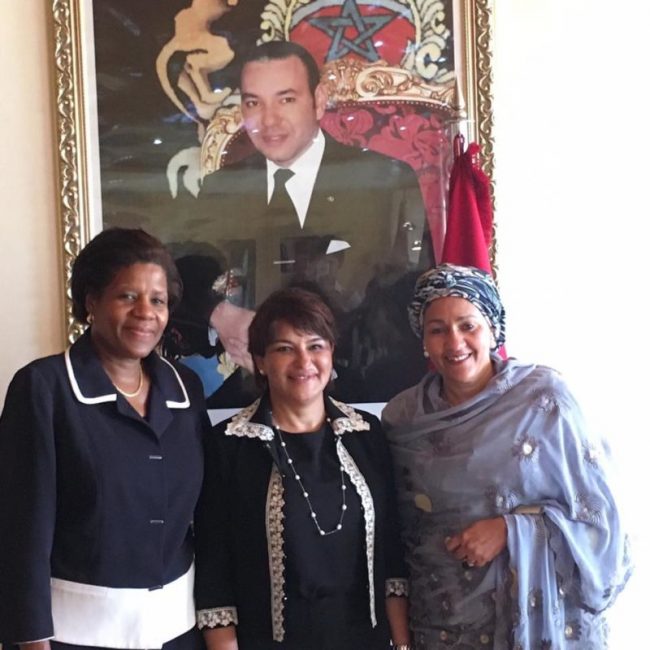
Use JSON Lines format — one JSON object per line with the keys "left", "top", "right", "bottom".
{"left": 52, "top": 0, "right": 88, "bottom": 343}
{"left": 259, "top": 0, "right": 295, "bottom": 42}
{"left": 460, "top": 0, "right": 497, "bottom": 270}
{"left": 472, "top": 0, "right": 495, "bottom": 182}
{"left": 322, "top": 58, "right": 462, "bottom": 114}
{"left": 201, "top": 104, "right": 244, "bottom": 176}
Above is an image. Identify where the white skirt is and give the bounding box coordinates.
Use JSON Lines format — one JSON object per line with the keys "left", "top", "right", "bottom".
{"left": 50, "top": 564, "right": 195, "bottom": 649}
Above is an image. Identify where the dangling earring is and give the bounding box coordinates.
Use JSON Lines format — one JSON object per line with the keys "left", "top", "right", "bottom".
{"left": 423, "top": 349, "right": 430, "bottom": 358}
{"left": 87, "top": 313, "right": 94, "bottom": 325}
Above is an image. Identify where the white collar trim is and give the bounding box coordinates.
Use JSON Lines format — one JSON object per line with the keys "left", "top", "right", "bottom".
{"left": 159, "top": 356, "right": 190, "bottom": 408}
{"left": 64, "top": 348, "right": 190, "bottom": 409}
{"left": 65, "top": 348, "right": 116, "bottom": 405}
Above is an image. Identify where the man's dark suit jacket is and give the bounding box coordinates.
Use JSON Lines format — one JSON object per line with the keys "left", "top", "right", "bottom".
{"left": 170, "top": 136, "right": 434, "bottom": 403}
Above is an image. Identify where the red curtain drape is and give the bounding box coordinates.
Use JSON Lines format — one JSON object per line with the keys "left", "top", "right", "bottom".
{"left": 441, "top": 136, "right": 493, "bottom": 272}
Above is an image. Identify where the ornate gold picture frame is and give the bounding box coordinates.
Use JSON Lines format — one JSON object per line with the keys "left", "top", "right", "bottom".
{"left": 52, "top": 0, "right": 494, "bottom": 346}
{"left": 53, "top": 0, "right": 496, "bottom": 408}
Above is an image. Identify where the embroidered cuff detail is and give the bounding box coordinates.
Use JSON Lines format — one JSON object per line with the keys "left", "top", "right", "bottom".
{"left": 196, "top": 607, "right": 238, "bottom": 629}
{"left": 386, "top": 578, "right": 409, "bottom": 597}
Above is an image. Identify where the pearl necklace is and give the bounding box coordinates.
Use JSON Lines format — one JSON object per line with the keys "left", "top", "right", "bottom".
{"left": 273, "top": 418, "right": 347, "bottom": 536}
{"left": 114, "top": 365, "right": 144, "bottom": 398}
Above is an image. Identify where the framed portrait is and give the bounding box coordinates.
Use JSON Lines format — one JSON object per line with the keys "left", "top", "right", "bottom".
{"left": 52, "top": 0, "right": 495, "bottom": 413}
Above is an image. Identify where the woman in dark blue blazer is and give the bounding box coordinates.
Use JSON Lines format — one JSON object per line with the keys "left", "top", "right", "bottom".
{"left": 0, "top": 229, "right": 208, "bottom": 650}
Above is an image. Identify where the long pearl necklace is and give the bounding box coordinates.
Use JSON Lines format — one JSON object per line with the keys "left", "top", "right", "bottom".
{"left": 114, "top": 365, "right": 144, "bottom": 398}
{"left": 273, "top": 418, "right": 347, "bottom": 536}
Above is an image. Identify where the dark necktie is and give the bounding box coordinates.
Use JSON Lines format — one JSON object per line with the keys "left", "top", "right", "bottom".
{"left": 267, "top": 168, "right": 298, "bottom": 226}
{"left": 256, "top": 168, "right": 299, "bottom": 302}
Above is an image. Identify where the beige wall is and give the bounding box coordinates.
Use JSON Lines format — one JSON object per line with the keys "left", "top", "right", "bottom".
{"left": 0, "top": 0, "right": 646, "bottom": 643}
{"left": 493, "top": 0, "right": 648, "bottom": 643}
{"left": 0, "top": 0, "right": 63, "bottom": 408}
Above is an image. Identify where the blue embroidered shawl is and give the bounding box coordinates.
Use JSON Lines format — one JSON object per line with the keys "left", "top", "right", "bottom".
{"left": 382, "top": 357, "right": 632, "bottom": 649}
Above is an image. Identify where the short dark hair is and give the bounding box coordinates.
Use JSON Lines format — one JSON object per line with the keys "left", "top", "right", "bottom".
{"left": 248, "top": 287, "right": 337, "bottom": 385}
{"left": 71, "top": 228, "right": 182, "bottom": 323}
{"left": 239, "top": 41, "right": 322, "bottom": 95}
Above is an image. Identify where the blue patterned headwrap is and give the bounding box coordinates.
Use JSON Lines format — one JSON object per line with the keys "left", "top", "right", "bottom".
{"left": 408, "top": 264, "right": 506, "bottom": 346}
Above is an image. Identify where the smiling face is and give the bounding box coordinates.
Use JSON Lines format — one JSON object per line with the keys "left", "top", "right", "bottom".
{"left": 86, "top": 263, "right": 169, "bottom": 363}
{"left": 240, "top": 55, "right": 328, "bottom": 167}
{"left": 255, "top": 320, "right": 333, "bottom": 410}
{"left": 422, "top": 296, "right": 496, "bottom": 404}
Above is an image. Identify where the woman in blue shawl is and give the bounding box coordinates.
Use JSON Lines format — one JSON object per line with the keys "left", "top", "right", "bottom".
{"left": 382, "top": 264, "right": 631, "bottom": 649}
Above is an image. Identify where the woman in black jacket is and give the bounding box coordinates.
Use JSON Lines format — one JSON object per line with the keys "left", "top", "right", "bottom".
{"left": 194, "top": 287, "right": 411, "bottom": 650}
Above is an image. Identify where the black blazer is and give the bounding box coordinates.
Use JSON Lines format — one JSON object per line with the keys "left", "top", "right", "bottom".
{"left": 192, "top": 135, "right": 431, "bottom": 311}
{"left": 193, "top": 395, "right": 408, "bottom": 644}
{"left": 0, "top": 331, "right": 207, "bottom": 643}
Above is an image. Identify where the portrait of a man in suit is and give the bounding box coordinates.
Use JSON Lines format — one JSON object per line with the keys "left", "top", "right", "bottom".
{"left": 168, "top": 41, "right": 433, "bottom": 406}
